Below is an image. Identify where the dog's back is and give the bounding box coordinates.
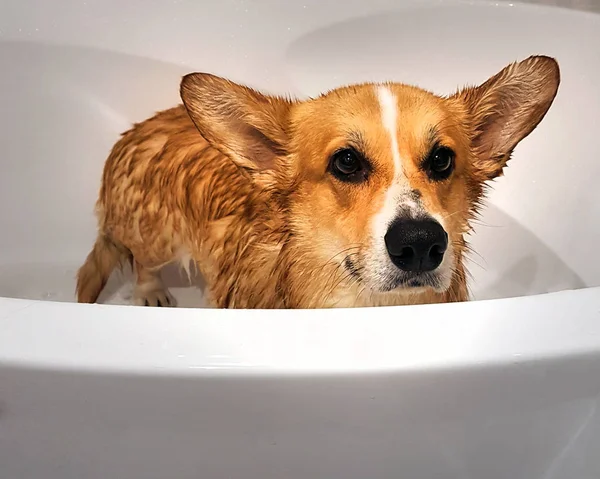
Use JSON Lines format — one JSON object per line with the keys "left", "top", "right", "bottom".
{"left": 77, "top": 105, "right": 271, "bottom": 305}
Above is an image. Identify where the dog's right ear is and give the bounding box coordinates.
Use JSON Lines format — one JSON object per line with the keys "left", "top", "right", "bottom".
{"left": 180, "top": 73, "right": 292, "bottom": 179}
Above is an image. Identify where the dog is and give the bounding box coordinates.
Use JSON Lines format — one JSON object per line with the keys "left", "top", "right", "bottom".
{"left": 76, "top": 55, "right": 560, "bottom": 308}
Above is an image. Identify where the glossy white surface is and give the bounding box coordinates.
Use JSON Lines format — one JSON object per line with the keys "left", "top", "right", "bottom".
{"left": 0, "top": 1, "right": 599, "bottom": 478}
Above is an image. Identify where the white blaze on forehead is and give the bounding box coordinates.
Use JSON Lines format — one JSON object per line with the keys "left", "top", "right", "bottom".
{"left": 376, "top": 85, "right": 402, "bottom": 177}
{"left": 373, "top": 84, "right": 407, "bottom": 234}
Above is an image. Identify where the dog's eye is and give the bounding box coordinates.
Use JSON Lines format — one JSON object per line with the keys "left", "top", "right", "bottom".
{"left": 426, "top": 146, "right": 455, "bottom": 180}
{"left": 329, "top": 148, "right": 367, "bottom": 182}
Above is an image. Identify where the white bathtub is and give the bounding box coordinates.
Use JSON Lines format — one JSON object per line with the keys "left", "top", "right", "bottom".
{"left": 1, "top": 0, "right": 599, "bottom": 477}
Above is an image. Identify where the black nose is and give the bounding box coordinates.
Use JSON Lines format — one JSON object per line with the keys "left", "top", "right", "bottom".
{"left": 384, "top": 219, "right": 448, "bottom": 273}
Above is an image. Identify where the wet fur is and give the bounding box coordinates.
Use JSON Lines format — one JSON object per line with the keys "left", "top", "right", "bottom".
{"left": 76, "top": 56, "right": 560, "bottom": 308}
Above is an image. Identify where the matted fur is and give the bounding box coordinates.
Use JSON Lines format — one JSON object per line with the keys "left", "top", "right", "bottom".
{"left": 76, "top": 55, "right": 560, "bottom": 308}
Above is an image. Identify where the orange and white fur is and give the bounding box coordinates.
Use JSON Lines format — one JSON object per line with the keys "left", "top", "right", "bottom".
{"left": 76, "top": 55, "right": 560, "bottom": 308}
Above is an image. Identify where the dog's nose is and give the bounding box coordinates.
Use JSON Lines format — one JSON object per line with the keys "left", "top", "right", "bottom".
{"left": 384, "top": 219, "right": 448, "bottom": 273}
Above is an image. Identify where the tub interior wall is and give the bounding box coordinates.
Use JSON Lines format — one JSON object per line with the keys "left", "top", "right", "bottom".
{"left": 0, "top": 0, "right": 599, "bottom": 305}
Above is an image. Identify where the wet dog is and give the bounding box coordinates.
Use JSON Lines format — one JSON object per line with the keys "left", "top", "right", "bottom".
{"left": 77, "top": 55, "right": 560, "bottom": 308}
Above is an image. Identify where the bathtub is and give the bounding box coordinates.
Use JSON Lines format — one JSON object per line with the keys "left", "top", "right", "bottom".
{"left": 1, "top": 0, "right": 600, "bottom": 477}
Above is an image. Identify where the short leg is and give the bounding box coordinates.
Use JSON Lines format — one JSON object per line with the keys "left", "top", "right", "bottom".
{"left": 133, "top": 261, "right": 176, "bottom": 307}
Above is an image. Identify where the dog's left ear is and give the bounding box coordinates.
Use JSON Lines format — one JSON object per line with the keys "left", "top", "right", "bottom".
{"left": 180, "top": 73, "right": 292, "bottom": 183}
{"left": 453, "top": 55, "right": 560, "bottom": 179}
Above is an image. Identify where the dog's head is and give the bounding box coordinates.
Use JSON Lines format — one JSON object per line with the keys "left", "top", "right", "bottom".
{"left": 181, "top": 56, "right": 560, "bottom": 296}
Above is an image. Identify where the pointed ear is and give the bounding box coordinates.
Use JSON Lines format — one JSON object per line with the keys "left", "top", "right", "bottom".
{"left": 180, "top": 73, "right": 292, "bottom": 177}
{"left": 453, "top": 55, "right": 560, "bottom": 179}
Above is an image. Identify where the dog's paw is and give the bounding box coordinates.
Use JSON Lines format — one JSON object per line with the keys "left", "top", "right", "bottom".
{"left": 133, "top": 286, "right": 176, "bottom": 307}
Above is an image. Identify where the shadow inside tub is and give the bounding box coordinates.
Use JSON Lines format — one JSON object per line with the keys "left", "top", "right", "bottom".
{"left": 467, "top": 205, "right": 587, "bottom": 301}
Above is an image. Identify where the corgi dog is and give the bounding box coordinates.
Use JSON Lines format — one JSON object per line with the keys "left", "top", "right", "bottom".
{"left": 76, "top": 55, "right": 560, "bottom": 308}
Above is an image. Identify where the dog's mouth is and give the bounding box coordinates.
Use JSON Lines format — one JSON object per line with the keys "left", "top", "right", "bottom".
{"left": 344, "top": 255, "right": 446, "bottom": 293}
{"left": 389, "top": 272, "right": 442, "bottom": 291}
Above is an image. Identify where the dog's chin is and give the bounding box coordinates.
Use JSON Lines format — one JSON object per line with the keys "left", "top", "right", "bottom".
{"left": 345, "top": 256, "right": 452, "bottom": 295}
{"left": 375, "top": 271, "right": 450, "bottom": 295}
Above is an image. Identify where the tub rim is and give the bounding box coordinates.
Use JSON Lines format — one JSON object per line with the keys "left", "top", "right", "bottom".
{"left": 1, "top": 286, "right": 599, "bottom": 376}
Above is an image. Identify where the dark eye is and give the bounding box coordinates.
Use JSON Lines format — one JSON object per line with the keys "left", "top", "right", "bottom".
{"left": 426, "top": 145, "right": 455, "bottom": 180}
{"left": 329, "top": 148, "right": 368, "bottom": 183}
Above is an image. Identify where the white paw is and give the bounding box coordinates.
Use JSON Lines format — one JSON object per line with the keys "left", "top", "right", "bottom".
{"left": 133, "top": 283, "right": 176, "bottom": 307}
